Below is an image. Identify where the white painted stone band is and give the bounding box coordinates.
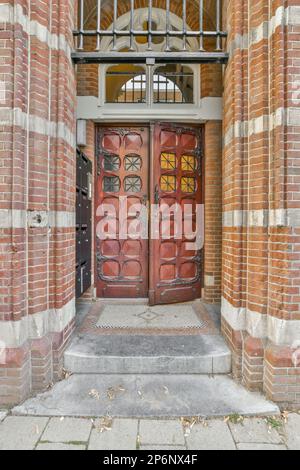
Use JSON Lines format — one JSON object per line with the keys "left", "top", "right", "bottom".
{"left": 0, "top": 210, "right": 75, "bottom": 229}
{"left": 224, "top": 108, "right": 288, "bottom": 147}
{"left": 0, "top": 298, "right": 75, "bottom": 349}
{"left": 221, "top": 297, "right": 300, "bottom": 346}
{"left": 0, "top": 3, "right": 73, "bottom": 62}
{"left": 228, "top": 6, "right": 300, "bottom": 56}
{"left": 223, "top": 209, "right": 300, "bottom": 228}
{"left": 0, "top": 108, "right": 75, "bottom": 149}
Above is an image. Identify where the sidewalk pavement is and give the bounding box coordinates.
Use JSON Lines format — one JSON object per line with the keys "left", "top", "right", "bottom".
{"left": 0, "top": 411, "right": 299, "bottom": 450}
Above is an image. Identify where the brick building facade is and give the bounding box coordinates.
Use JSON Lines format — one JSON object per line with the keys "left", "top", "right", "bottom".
{"left": 0, "top": 0, "right": 300, "bottom": 408}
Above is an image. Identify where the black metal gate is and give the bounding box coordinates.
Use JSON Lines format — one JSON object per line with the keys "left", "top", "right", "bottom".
{"left": 72, "top": 0, "right": 228, "bottom": 64}
{"left": 76, "top": 148, "right": 92, "bottom": 298}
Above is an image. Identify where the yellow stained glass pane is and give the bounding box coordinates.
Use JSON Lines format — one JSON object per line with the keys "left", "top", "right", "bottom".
{"left": 181, "top": 155, "right": 196, "bottom": 171}
{"left": 161, "top": 153, "right": 176, "bottom": 170}
{"left": 181, "top": 177, "right": 196, "bottom": 193}
{"left": 160, "top": 175, "right": 176, "bottom": 192}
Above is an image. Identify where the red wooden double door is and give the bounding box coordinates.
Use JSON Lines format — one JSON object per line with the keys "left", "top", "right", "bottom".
{"left": 95, "top": 123, "right": 203, "bottom": 305}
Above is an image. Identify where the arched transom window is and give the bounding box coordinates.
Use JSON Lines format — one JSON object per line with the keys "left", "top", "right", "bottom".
{"left": 99, "top": 8, "right": 200, "bottom": 108}
{"left": 106, "top": 64, "right": 194, "bottom": 104}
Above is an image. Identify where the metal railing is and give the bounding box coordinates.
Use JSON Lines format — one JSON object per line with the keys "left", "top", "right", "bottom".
{"left": 72, "top": 0, "right": 228, "bottom": 64}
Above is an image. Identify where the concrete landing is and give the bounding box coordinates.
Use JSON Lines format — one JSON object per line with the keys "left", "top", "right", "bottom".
{"left": 12, "top": 374, "right": 280, "bottom": 418}
{"left": 64, "top": 334, "right": 232, "bottom": 374}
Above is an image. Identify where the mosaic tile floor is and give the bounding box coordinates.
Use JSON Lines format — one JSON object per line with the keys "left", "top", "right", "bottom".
{"left": 79, "top": 300, "right": 219, "bottom": 336}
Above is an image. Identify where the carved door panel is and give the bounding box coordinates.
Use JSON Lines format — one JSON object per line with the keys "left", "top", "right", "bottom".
{"left": 149, "top": 123, "right": 203, "bottom": 305}
{"left": 96, "top": 127, "right": 149, "bottom": 298}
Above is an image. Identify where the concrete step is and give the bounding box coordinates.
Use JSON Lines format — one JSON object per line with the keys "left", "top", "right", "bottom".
{"left": 64, "top": 334, "right": 232, "bottom": 375}
{"left": 12, "top": 374, "right": 280, "bottom": 418}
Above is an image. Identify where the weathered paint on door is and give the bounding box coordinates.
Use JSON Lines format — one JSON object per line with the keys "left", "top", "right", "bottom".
{"left": 149, "top": 123, "right": 203, "bottom": 305}
{"left": 95, "top": 127, "right": 149, "bottom": 298}
{"left": 96, "top": 124, "right": 203, "bottom": 303}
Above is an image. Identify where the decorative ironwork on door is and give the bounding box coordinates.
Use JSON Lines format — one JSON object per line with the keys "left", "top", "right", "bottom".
{"left": 95, "top": 127, "right": 149, "bottom": 298}
{"left": 149, "top": 123, "right": 203, "bottom": 305}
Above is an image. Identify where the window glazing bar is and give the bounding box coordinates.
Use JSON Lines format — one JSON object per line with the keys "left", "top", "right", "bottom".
{"left": 130, "top": 0, "right": 134, "bottom": 50}
{"left": 78, "top": 0, "right": 84, "bottom": 50}
{"left": 96, "top": 0, "right": 101, "bottom": 51}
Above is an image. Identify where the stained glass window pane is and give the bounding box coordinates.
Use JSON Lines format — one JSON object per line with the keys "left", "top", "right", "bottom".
{"left": 104, "top": 154, "right": 120, "bottom": 171}
{"left": 181, "top": 155, "right": 197, "bottom": 171}
{"left": 103, "top": 176, "right": 120, "bottom": 192}
{"left": 160, "top": 175, "right": 176, "bottom": 192}
{"left": 181, "top": 177, "right": 196, "bottom": 193}
{"left": 124, "top": 155, "right": 142, "bottom": 171}
{"left": 124, "top": 176, "right": 142, "bottom": 192}
{"left": 161, "top": 153, "right": 176, "bottom": 170}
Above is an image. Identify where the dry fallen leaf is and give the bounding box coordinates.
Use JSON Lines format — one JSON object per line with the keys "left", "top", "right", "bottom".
{"left": 95, "top": 416, "right": 113, "bottom": 433}
{"left": 281, "top": 411, "right": 289, "bottom": 423}
{"left": 62, "top": 368, "right": 72, "bottom": 380}
{"left": 181, "top": 417, "right": 198, "bottom": 436}
{"left": 106, "top": 385, "right": 126, "bottom": 400}
{"left": 89, "top": 389, "right": 100, "bottom": 400}
{"left": 107, "top": 387, "right": 116, "bottom": 400}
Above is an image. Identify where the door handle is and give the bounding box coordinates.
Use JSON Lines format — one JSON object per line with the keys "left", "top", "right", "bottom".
{"left": 154, "top": 184, "right": 159, "bottom": 204}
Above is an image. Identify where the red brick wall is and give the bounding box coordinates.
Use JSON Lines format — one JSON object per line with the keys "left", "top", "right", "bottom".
{"left": 0, "top": 0, "right": 76, "bottom": 405}
{"left": 222, "top": 0, "right": 300, "bottom": 406}
{"left": 204, "top": 121, "right": 223, "bottom": 303}
{"left": 1, "top": 0, "right": 300, "bottom": 409}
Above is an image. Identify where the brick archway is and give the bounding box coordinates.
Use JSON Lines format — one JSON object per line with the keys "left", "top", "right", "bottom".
{"left": 81, "top": 0, "right": 217, "bottom": 31}
{"left": 1, "top": 0, "right": 300, "bottom": 410}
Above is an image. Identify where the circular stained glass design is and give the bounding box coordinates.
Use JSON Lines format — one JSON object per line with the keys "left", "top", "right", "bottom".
{"left": 181, "top": 177, "right": 196, "bottom": 193}
{"left": 161, "top": 153, "right": 176, "bottom": 170}
{"left": 160, "top": 175, "right": 176, "bottom": 193}
{"left": 103, "top": 176, "right": 120, "bottom": 193}
{"left": 124, "top": 176, "right": 142, "bottom": 193}
{"left": 124, "top": 155, "right": 142, "bottom": 172}
{"left": 103, "top": 154, "right": 120, "bottom": 171}
{"left": 181, "top": 155, "right": 197, "bottom": 171}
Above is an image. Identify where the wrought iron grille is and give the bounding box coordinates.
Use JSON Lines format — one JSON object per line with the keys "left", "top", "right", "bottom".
{"left": 106, "top": 70, "right": 147, "bottom": 103}
{"left": 72, "top": 0, "right": 228, "bottom": 64}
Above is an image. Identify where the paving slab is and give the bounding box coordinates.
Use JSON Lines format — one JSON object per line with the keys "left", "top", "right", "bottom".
{"left": 229, "top": 418, "right": 283, "bottom": 444}
{"left": 12, "top": 374, "right": 280, "bottom": 418}
{"left": 140, "top": 445, "right": 187, "bottom": 450}
{"left": 285, "top": 413, "right": 300, "bottom": 450}
{"left": 139, "top": 419, "right": 185, "bottom": 445}
{"left": 237, "top": 443, "right": 287, "bottom": 450}
{"left": 41, "top": 417, "right": 92, "bottom": 443}
{"left": 88, "top": 419, "right": 138, "bottom": 450}
{"left": 0, "top": 416, "right": 48, "bottom": 450}
{"left": 186, "top": 420, "right": 236, "bottom": 450}
{"left": 0, "top": 410, "right": 8, "bottom": 422}
{"left": 36, "top": 442, "right": 86, "bottom": 450}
